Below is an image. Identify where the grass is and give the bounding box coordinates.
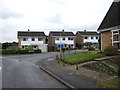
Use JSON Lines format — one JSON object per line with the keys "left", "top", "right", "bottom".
{"left": 60, "top": 52, "right": 105, "bottom": 63}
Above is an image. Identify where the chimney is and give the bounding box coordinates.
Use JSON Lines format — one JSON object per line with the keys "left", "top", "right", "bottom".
{"left": 62, "top": 29, "right": 64, "bottom": 32}
{"left": 28, "top": 29, "right": 30, "bottom": 32}
{"left": 84, "top": 30, "right": 86, "bottom": 32}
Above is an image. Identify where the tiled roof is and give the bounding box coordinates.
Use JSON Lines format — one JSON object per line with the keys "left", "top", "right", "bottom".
{"left": 77, "top": 31, "right": 99, "bottom": 35}
{"left": 98, "top": 1, "right": 120, "bottom": 30}
{"left": 50, "top": 31, "right": 75, "bottom": 36}
{"left": 18, "top": 31, "right": 46, "bottom": 36}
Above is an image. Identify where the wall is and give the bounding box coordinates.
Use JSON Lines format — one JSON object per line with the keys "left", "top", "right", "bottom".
{"left": 101, "top": 30, "right": 112, "bottom": 50}
{"left": 21, "top": 36, "right": 46, "bottom": 45}
{"left": 83, "top": 35, "right": 99, "bottom": 43}
{"left": 54, "top": 36, "right": 75, "bottom": 44}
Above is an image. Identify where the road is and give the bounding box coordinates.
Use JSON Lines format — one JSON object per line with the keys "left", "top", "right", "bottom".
{"left": 2, "top": 52, "right": 68, "bottom": 88}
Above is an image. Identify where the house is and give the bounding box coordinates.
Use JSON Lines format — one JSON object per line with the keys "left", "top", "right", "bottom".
{"left": 48, "top": 30, "right": 76, "bottom": 51}
{"left": 7, "top": 42, "right": 18, "bottom": 49}
{"left": 17, "top": 31, "right": 48, "bottom": 52}
{"left": 76, "top": 30, "right": 100, "bottom": 48}
{"left": 97, "top": 0, "right": 120, "bottom": 51}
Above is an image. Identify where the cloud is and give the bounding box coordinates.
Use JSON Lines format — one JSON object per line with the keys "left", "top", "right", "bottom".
{"left": 0, "top": 0, "right": 23, "bottom": 19}
{"left": 43, "top": 14, "right": 62, "bottom": 24}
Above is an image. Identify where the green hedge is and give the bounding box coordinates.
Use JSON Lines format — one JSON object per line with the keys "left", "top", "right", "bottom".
{"left": 1, "top": 49, "right": 42, "bottom": 55}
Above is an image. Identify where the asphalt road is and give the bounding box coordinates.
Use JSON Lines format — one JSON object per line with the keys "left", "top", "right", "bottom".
{"left": 2, "top": 52, "right": 68, "bottom": 88}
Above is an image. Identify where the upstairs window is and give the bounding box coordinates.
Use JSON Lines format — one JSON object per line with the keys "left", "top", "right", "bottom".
{"left": 31, "top": 38, "right": 35, "bottom": 41}
{"left": 91, "top": 37, "right": 93, "bottom": 39}
{"left": 68, "top": 37, "right": 71, "bottom": 40}
{"left": 62, "top": 38, "right": 65, "bottom": 40}
{"left": 38, "top": 38, "right": 43, "bottom": 41}
{"left": 96, "top": 37, "right": 98, "bottom": 39}
{"left": 56, "top": 38, "right": 59, "bottom": 40}
{"left": 68, "top": 37, "right": 73, "bottom": 40}
{"left": 23, "top": 38, "right": 27, "bottom": 41}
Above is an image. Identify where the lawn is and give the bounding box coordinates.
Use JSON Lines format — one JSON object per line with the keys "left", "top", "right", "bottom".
{"left": 60, "top": 52, "right": 105, "bottom": 63}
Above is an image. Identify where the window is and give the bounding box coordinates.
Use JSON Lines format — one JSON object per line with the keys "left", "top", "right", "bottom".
{"left": 23, "top": 38, "right": 27, "bottom": 41}
{"left": 68, "top": 37, "right": 73, "bottom": 40}
{"left": 68, "top": 37, "right": 71, "bottom": 40}
{"left": 56, "top": 38, "right": 59, "bottom": 40}
{"left": 33, "top": 45, "right": 37, "bottom": 49}
{"left": 96, "top": 37, "right": 98, "bottom": 39}
{"left": 112, "top": 30, "right": 120, "bottom": 50}
{"left": 113, "top": 35, "right": 119, "bottom": 41}
{"left": 38, "top": 38, "right": 41, "bottom": 41}
{"left": 91, "top": 37, "right": 93, "bottom": 39}
{"left": 85, "top": 37, "right": 88, "bottom": 39}
{"left": 62, "top": 38, "right": 65, "bottom": 40}
{"left": 31, "top": 38, "right": 35, "bottom": 41}
{"left": 22, "top": 46, "right": 24, "bottom": 49}
{"left": 113, "top": 30, "right": 120, "bottom": 42}
{"left": 71, "top": 38, "right": 73, "bottom": 40}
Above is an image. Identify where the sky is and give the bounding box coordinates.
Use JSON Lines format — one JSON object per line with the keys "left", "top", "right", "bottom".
{"left": 0, "top": 0, "right": 113, "bottom": 42}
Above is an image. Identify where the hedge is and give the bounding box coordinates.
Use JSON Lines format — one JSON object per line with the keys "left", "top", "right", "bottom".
{"left": 1, "top": 49, "right": 42, "bottom": 55}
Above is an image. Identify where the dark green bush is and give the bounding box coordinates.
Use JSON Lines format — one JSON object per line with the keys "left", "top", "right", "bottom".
{"left": 87, "top": 47, "right": 95, "bottom": 51}
{"left": 34, "top": 49, "right": 41, "bottom": 53}
{"left": 104, "top": 46, "right": 119, "bottom": 56}
{"left": 2, "top": 49, "right": 42, "bottom": 55}
{"left": 2, "top": 49, "right": 17, "bottom": 54}
{"left": 16, "top": 49, "right": 29, "bottom": 54}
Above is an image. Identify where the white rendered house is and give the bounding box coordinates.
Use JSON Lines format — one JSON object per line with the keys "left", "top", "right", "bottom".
{"left": 76, "top": 30, "right": 100, "bottom": 48}
{"left": 17, "top": 31, "right": 48, "bottom": 52}
{"left": 48, "top": 31, "right": 76, "bottom": 51}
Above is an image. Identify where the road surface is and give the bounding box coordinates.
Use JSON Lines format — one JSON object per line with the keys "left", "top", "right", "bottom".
{"left": 2, "top": 52, "right": 68, "bottom": 88}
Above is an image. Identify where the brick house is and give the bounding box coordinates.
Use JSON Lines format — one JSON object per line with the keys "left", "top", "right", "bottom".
{"left": 48, "top": 31, "right": 76, "bottom": 51}
{"left": 17, "top": 31, "right": 48, "bottom": 52}
{"left": 76, "top": 30, "right": 99, "bottom": 48}
{"left": 97, "top": 0, "right": 120, "bottom": 51}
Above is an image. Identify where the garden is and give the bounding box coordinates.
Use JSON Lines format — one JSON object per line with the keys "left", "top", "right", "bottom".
{"left": 60, "top": 51, "right": 105, "bottom": 64}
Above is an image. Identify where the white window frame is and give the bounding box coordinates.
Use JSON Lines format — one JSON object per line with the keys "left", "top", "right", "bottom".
{"left": 112, "top": 29, "right": 120, "bottom": 51}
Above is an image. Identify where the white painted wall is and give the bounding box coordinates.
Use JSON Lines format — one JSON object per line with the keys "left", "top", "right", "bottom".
{"left": 54, "top": 37, "right": 75, "bottom": 44}
{"left": 83, "top": 35, "right": 99, "bottom": 43}
{"left": 21, "top": 37, "right": 45, "bottom": 45}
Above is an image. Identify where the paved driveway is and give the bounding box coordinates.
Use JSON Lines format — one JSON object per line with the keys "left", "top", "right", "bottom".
{"left": 2, "top": 52, "right": 68, "bottom": 88}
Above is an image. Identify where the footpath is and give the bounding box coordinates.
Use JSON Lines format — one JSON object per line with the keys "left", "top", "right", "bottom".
{"left": 39, "top": 57, "right": 102, "bottom": 89}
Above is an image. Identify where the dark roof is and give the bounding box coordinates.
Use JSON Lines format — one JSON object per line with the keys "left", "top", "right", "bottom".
{"left": 18, "top": 31, "right": 46, "bottom": 36}
{"left": 77, "top": 31, "right": 99, "bottom": 35}
{"left": 50, "top": 31, "right": 75, "bottom": 36}
{"left": 98, "top": 1, "right": 120, "bottom": 30}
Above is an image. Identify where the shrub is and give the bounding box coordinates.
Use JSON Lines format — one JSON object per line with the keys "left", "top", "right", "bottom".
{"left": 34, "top": 49, "right": 41, "bottom": 53}
{"left": 16, "top": 49, "right": 29, "bottom": 54}
{"left": 104, "top": 46, "right": 119, "bottom": 56}
{"left": 83, "top": 42, "right": 93, "bottom": 47}
{"left": 87, "top": 47, "right": 95, "bottom": 51}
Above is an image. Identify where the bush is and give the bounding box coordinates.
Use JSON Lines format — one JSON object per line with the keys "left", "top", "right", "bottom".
{"left": 104, "top": 46, "right": 119, "bottom": 56}
{"left": 2, "top": 49, "right": 17, "bottom": 54}
{"left": 34, "top": 49, "right": 41, "bottom": 53}
{"left": 16, "top": 49, "right": 29, "bottom": 54}
{"left": 2, "top": 49, "right": 42, "bottom": 55}
{"left": 87, "top": 47, "right": 95, "bottom": 51}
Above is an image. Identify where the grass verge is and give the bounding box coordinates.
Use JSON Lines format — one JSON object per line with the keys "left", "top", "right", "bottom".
{"left": 60, "top": 51, "right": 105, "bottom": 64}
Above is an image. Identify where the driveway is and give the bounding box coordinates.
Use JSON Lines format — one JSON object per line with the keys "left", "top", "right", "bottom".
{"left": 2, "top": 52, "right": 68, "bottom": 88}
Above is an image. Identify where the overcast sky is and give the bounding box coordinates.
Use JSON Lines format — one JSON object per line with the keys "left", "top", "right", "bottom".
{"left": 0, "top": 0, "right": 113, "bottom": 42}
